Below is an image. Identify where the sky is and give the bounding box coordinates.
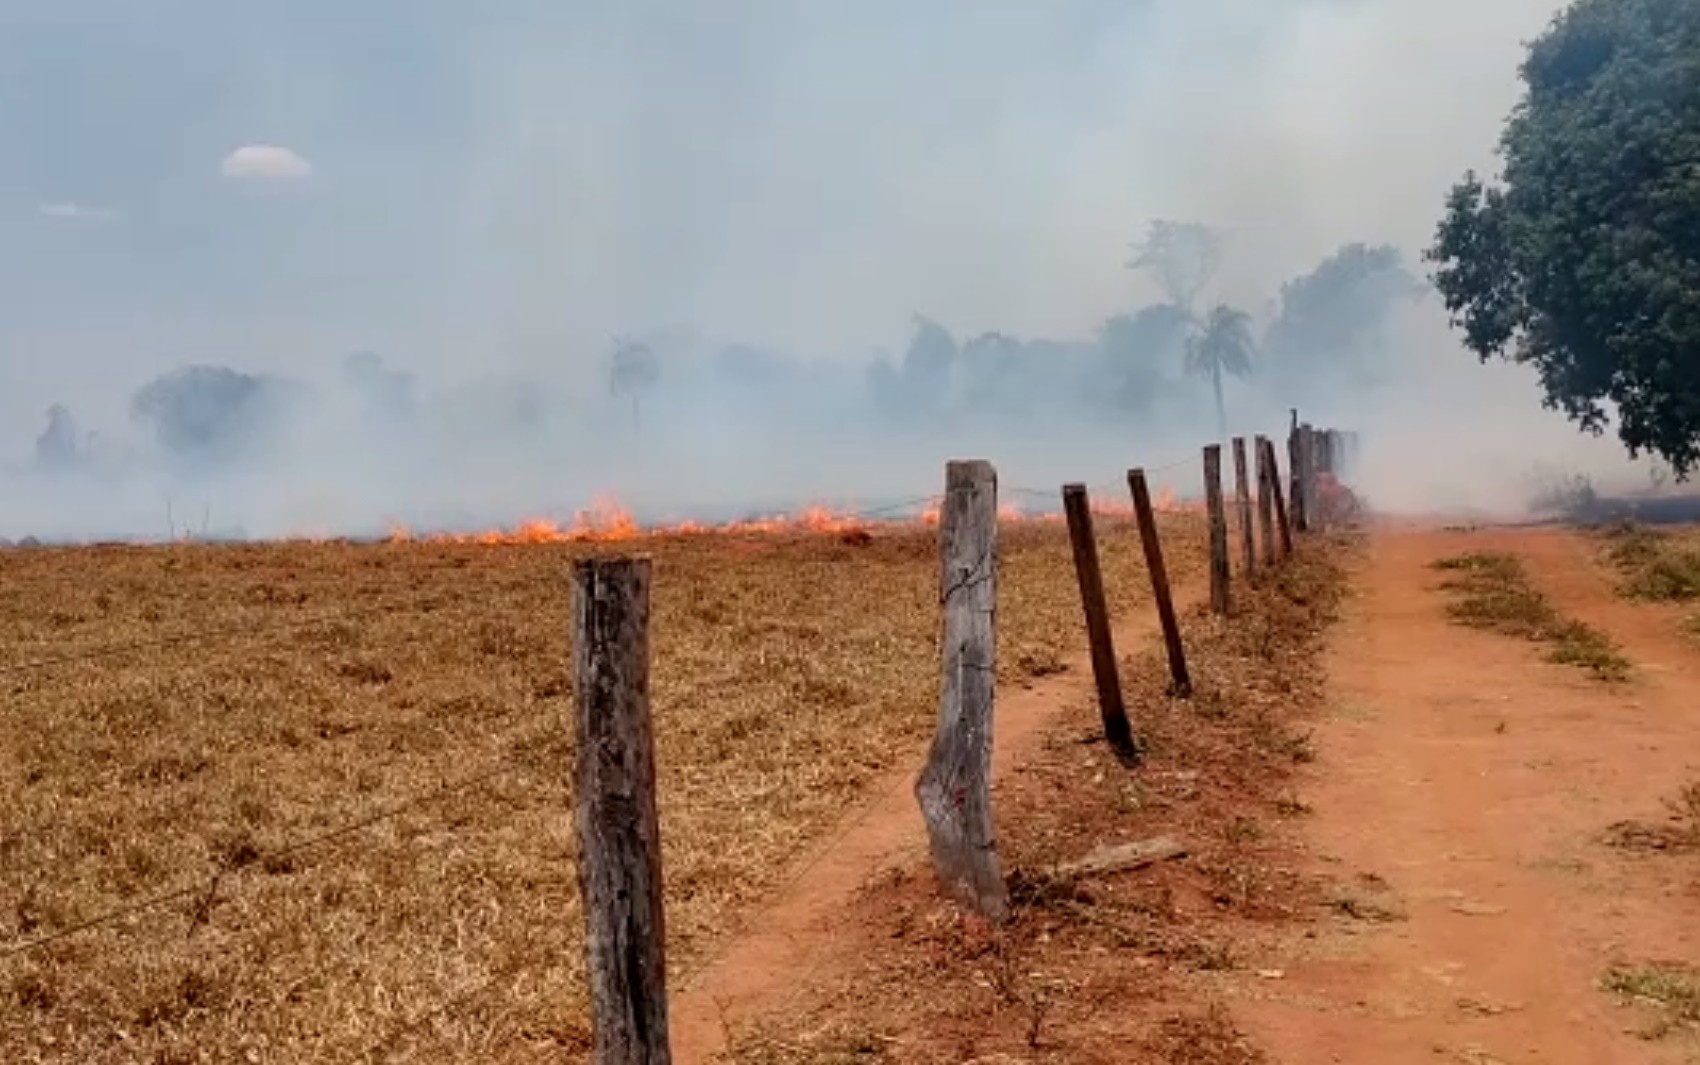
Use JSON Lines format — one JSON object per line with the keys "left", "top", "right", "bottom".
{"left": 2, "top": 0, "right": 1619, "bottom": 536}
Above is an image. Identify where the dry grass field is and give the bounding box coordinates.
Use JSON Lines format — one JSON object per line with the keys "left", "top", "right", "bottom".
{"left": 0, "top": 511, "right": 1206, "bottom": 1063}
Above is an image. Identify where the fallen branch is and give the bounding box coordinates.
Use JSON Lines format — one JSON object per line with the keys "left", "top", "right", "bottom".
{"left": 1049, "top": 837, "right": 1188, "bottom": 880}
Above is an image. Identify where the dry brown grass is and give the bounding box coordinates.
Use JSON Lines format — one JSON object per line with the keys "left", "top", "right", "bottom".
{"left": 717, "top": 535, "right": 1352, "bottom": 1063}
{"left": 0, "top": 510, "right": 1205, "bottom": 1063}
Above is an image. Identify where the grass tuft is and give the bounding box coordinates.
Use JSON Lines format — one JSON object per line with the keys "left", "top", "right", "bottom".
{"left": 1432, "top": 551, "right": 1630, "bottom": 681}
{"left": 1602, "top": 963, "right": 1700, "bottom": 1039}
{"left": 1600, "top": 523, "right": 1700, "bottom": 602}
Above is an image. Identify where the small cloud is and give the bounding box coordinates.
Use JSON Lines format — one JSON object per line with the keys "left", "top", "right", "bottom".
{"left": 220, "top": 144, "right": 313, "bottom": 181}
{"left": 38, "top": 202, "right": 116, "bottom": 221}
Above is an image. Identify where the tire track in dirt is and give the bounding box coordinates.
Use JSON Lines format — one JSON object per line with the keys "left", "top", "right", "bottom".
{"left": 1229, "top": 525, "right": 1700, "bottom": 1064}
{"left": 667, "top": 594, "right": 1193, "bottom": 1063}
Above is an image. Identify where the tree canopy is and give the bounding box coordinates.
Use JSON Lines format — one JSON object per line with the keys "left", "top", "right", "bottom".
{"left": 1128, "top": 219, "right": 1222, "bottom": 313}
{"left": 1264, "top": 243, "right": 1421, "bottom": 402}
{"left": 1426, "top": 0, "right": 1700, "bottom": 474}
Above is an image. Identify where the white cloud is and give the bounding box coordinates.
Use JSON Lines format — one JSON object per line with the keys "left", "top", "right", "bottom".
{"left": 220, "top": 144, "right": 313, "bottom": 181}
{"left": 38, "top": 202, "right": 116, "bottom": 221}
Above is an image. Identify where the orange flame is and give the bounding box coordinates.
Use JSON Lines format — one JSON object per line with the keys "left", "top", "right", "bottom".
{"left": 296, "top": 485, "right": 1203, "bottom": 546}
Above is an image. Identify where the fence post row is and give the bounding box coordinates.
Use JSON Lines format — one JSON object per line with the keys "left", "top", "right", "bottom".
{"left": 1254, "top": 434, "right": 1277, "bottom": 568}
{"left": 916, "top": 459, "right": 1010, "bottom": 921}
{"left": 1203, "top": 444, "right": 1231, "bottom": 615}
{"left": 1127, "top": 468, "right": 1192, "bottom": 697}
{"left": 1231, "top": 437, "right": 1256, "bottom": 579}
{"left": 1062, "top": 484, "right": 1139, "bottom": 762}
{"left": 571, "top": 557, "right": 672, "bottom": 1065}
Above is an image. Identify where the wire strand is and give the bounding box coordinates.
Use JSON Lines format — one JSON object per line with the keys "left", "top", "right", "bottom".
{"left": 0, "top": 756, "right": 536, "bottom": 959}
{"left": 0, "top": 596, "right": 447, "bottom": 678}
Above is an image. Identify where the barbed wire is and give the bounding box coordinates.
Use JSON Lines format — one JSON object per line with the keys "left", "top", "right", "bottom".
{"left": 0, "top": 753, "right": 540, "bottom": 959}
{"left": 0, "top": 593, "right": 458, "bottom": 679}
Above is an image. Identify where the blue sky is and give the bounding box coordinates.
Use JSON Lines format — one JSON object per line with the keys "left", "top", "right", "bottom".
{"left": 1, "top": 0, "right": 1566, "bottom": 434}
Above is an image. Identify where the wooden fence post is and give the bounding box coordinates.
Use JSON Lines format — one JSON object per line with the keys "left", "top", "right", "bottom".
{"left": 1254, "top": 434, "right": 1276, "bottom": 568}
{"left": 1287, "top": 425, "right": 1307, "bottom": 533}
{"left": 1203, "top": 445, "right": 1230, "bottom": 615}
{"left": 1062, "top": 484, "right": 1138, "bottom": 761}
{"left": 917, "top": 460, "right": 1009, "bottom": 921}
{"left": 1231, "top": 437, "right": 1255, "bottom": 578}
{"left": 571, "top": 557, "right": 672, "bottom": 1065}
{"left": 1299, "top": 424, "right": 1320, "bottom": 532}
{"left": 1127, "top": 469, "right": 1191, "bottom": 697}
{"left": 1264, "top": 437, "right": 1294, "bottom": 560}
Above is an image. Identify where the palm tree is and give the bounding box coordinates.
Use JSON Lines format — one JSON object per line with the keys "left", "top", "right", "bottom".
{"left": 1185, "top": 304, "right": 1256, "bottom": 441}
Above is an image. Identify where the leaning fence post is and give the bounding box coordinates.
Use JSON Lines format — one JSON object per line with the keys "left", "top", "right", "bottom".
{"left": 1203, "top": 445, "right": 1230, "bottom": 615}
{"left": 1231, "top": 437, "right": 1255, "bottom": 579}
{"left": 916, "top": 460, "right": 1009, "bottom": 921}
{"left": 571, "top": 557, "right": 671, "bottom": 1065}
{"left": 1127, "top": 469, "right": 1191, "bottom": 697}
{"left": 1062, "top": 484, "right": 1138, "bottom": 761}
{"left": 1254, "top": 434, "right": 1276, "bottom": 568}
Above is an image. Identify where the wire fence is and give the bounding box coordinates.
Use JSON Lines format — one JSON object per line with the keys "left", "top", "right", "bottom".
{"left": 0, "top": 443, "right": 1230, "bottom": 1060}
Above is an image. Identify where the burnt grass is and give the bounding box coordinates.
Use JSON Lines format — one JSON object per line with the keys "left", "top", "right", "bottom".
{"left": 721, "top": 536, "right": 1354, "bottom": 1064}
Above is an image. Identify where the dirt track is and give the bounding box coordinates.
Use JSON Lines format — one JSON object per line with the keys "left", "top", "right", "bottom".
{"left": 1232, "top": 525, "right": 1700, "bottom": 1062}
{"left": 668, "top": 587, "right": 1192, "bottom": 1062}
{"left": 676, "top": 523, "right": 1700, "bottom": 1062}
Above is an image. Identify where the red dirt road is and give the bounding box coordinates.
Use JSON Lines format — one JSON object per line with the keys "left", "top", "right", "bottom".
{"left": 1232, "top": 525, "right": 1700, "bottom": 1063}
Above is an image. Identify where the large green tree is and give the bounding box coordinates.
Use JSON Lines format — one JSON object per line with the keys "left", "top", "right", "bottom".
{"left": 1426, "top": 0, "right": 1700, "bottom": 473}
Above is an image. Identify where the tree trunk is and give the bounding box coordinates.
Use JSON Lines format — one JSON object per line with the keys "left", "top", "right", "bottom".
{"left": 1211, "top": 364, "right": 1227, "bottom": 443}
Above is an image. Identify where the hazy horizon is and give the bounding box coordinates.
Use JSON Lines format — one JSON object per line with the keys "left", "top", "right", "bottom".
{"left": 3, "top": 0, "right": 1663, "bottom": 542}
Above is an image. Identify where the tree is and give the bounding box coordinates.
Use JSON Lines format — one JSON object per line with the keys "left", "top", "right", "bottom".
{"left": 1128, "top": 220, "right": 1223, "bottom": 313}
{"left": 1186, "top": 305, "right": 1256, "bottom": 441}
{"left": 1264, "top": 243, "right": 1423, "bottom": 400}
{"left": 130, "top": 365, "right": 298, "bottom": 469}
{"left": 1098, "top": 303, "right": 1192, "bottom": 413}
{"left": 608, "top": 336, "right": 660, "bottom": 430}
{"left": 34, "top": 403, "right": 83, "bottom": 473}
{"left": 1425, "top": 0, "right": 1700, "bottom": 474}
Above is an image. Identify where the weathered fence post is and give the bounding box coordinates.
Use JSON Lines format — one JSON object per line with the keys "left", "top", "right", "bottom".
{"left": 1127, "top": 469, "right": 1191, "bottom": 697}
{"left": 571, "top": 557, "right": 671, "bottom": 1065}
{"left": 1264, "top": 437, "right": 1294, "bottom": 559}
{"left": 1231, "top": 437, "right": 1255, "bottom": 578}
{"left": 1062, "top": 484, "right": 1138, "bottom": 762}
{"left": 916, "top": 460, "right": 1009, "bottom": 921}
{"left": 1299, "top": 424, "right": 1320, "bottom": 532}
{"left": 1287, "top": 424, "right": 1307, "bottom": 534}
{"left": 1254, "top": 434, "right": 1276, "bottom": 568}
{"left": 1203, "top": 445, "right": 1230, "bottom": 615}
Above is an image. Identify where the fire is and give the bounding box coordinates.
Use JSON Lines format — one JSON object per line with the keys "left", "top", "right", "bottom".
{"left": 342, "top": 486, "right": 1202, "bottom": 546}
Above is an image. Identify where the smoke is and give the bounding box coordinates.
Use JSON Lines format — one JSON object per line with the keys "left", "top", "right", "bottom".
{"left": 1, "top": 0, "right": 1648, "bottom": 543}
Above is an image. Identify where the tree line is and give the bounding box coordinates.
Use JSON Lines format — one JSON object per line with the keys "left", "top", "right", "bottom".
{"left": 26, "top": 235, "right": 1420, "bottom": 478}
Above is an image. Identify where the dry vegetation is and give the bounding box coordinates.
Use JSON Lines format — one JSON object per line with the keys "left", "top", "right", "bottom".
{"left": 1598, "top": 522, "right": 1700, "bottom": 639}
{"left": 1431, "top": 551, "right": 1631, "bottom": 680}
{"left": 0, "top": 511, "right": 1205, "bottom": 1063}
{"left": 1601, "top": 962, "right": 1700, "bottom": 1042}
{"left": 719, "top": 536, "right": 1353, "bottom": 1064}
